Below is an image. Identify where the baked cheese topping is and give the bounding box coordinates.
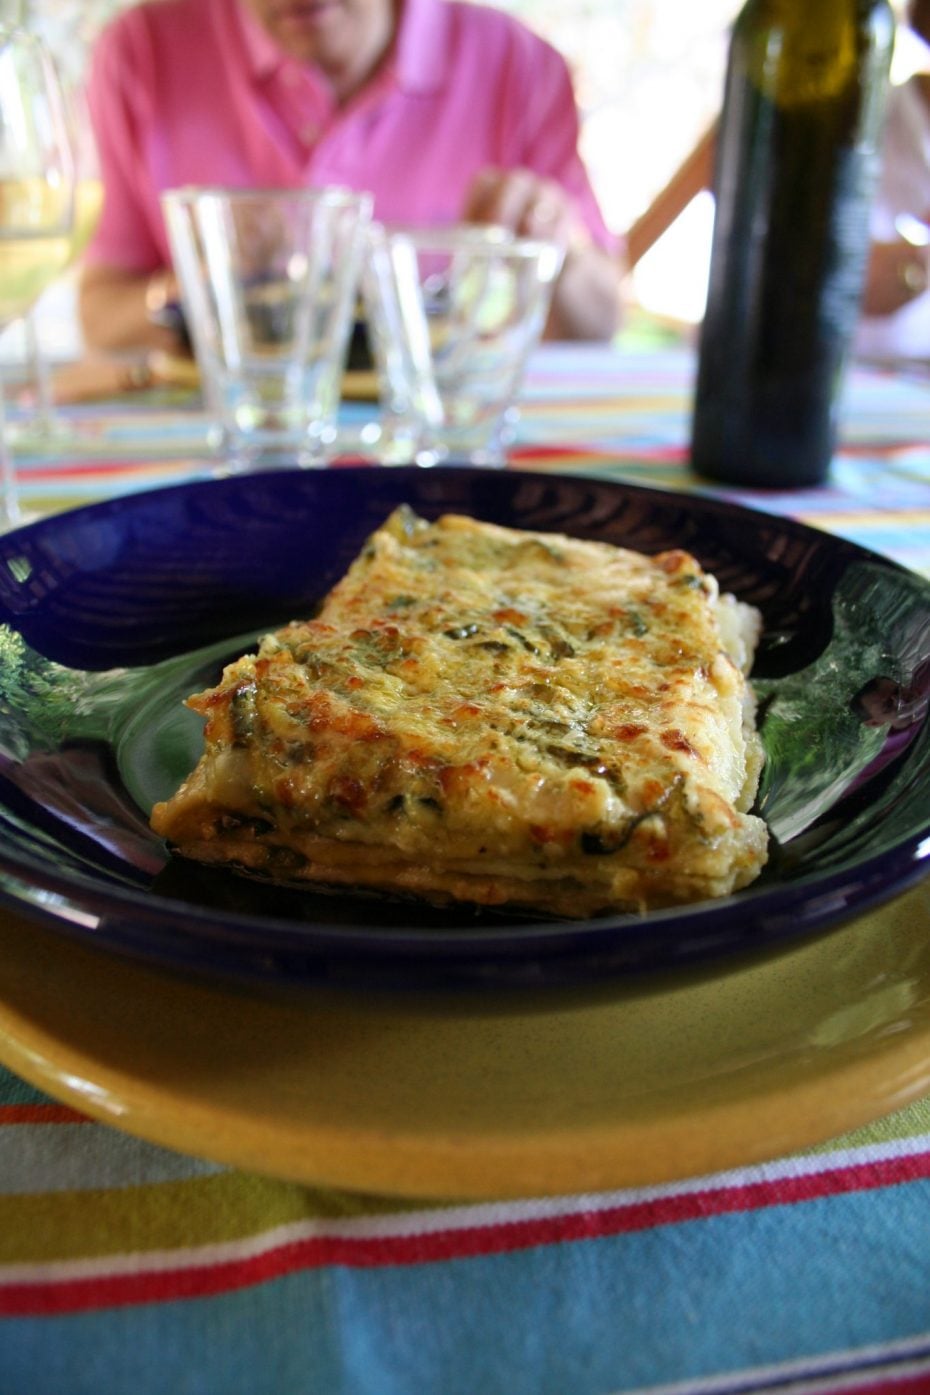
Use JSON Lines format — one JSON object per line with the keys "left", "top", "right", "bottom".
{"left": 151, "top": 507, "right": 768, "bottom": 916}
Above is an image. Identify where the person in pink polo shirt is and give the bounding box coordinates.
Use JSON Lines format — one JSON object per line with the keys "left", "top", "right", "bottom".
{"left": 79, "top": 0, "right": 623, "bottom": 352}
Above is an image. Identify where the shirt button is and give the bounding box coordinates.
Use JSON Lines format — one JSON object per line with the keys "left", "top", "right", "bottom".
{"left": 300, "top": 121, "right": 319, "bottom": 145}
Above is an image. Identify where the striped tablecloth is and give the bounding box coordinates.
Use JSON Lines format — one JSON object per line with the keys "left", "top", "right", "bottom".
{"left": 3, "top": 341, "right": 930, "bottom": 1395}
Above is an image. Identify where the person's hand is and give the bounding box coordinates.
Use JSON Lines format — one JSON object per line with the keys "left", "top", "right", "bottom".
{"left": 863, "top": 233, "right": 930, "bottom": 316}
{"left": 460, "top": 164, "right": 623, "bottom": 342}
{"left": 462, "top": 166, "right": 581, "bottom": 249}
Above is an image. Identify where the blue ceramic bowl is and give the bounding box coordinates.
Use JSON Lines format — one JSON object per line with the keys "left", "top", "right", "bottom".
{"left": 0, "top": 466, "right": 927, "bottom": 990}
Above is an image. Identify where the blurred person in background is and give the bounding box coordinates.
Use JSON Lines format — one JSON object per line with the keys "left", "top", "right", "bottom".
{"left": 857, "top": 0, "right": 930, "bottom": 359}
{"left": 78, "top": 0, "right": 623, "bottom": 353}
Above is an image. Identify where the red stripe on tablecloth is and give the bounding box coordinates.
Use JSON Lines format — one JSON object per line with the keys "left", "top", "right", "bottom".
{"left": 715, "top": 1356, "right": 930, "bottom": 1394}
{"left": 0, "top": 1103, "right": 90, "bottom": 1124}
{"left": 509, "top": 443, "right": 609, "bottom": 459}
{"left": 2, "top": 1149, "right": 930, "bottom": 1315}
{"left": 23, "top": 458, "right": 177, "bottom": 479}
{"left": 508, "top": 444, "right": 688, "bottom": 463}
{"left": 826, "top": 1376, "right": 930, "bottom": 1394}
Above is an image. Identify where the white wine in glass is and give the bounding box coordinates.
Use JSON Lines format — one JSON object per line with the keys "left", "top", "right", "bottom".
{"left": 0, "top": 26, "right": 74, "bottom": 528}
{"left": 21, "top": 82, "right": 103, "bottom": 444}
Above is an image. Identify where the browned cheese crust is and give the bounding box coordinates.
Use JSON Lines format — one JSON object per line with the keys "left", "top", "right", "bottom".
{"left": 151, "top": 507, "right": 768, "bottom": 916}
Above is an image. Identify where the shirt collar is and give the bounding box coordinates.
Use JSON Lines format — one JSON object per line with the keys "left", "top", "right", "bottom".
{"left": 234, "top": 0, "right": 287, "bottom": 82}
{"left": 232, "top": 0, "right": 451, "bottom": 93}
{"left": 392, "top": 0, "right": 451, "bottom": 94}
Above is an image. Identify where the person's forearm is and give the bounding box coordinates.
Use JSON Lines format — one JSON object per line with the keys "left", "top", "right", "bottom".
{"left": 862, "top": 239, "right": 929, "bottom": 317}
{"left": 545, "top": 240, "right": 623, "bottom": 342}
{"left": 79, "top": 264, "right": 183, "bottom": 353}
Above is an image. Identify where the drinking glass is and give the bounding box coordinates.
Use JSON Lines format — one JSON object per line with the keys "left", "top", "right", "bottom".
{"left": 0, "top": 26, "right": 74, "bottom": 528}
{"left": 364, "top": 225, "right": 563, "bottom": 467}
{"left": 163, "top": 186, "right": 372, "bottom": 472}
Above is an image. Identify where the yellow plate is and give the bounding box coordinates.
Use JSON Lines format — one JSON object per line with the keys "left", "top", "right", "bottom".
{"left": 1, "top": 881, "right": 929, "bottom": 1200}
{"left": 148, "top": 351, "right": 380, "bottom": 402}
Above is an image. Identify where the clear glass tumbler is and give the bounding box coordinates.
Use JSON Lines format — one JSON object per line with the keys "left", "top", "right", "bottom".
{"left": 163, "top": 186, "right": 373, "bottom": 471}
{"left": 363, "top": 224, "right": 563, "bottom": 467}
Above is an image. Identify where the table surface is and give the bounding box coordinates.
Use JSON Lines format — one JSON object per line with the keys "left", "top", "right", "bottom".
{"left": 2, "top": 338, "right": 930, "bottom": 1395}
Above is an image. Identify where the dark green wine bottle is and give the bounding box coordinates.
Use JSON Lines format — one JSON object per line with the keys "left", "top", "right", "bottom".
{"left": 690, "top": 0, "right": 895, "bottom": 487}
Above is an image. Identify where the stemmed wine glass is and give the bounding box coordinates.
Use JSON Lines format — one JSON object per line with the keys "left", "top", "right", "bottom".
{"left": 0, "top": 25, "right": 74, "bottom": 528}
{"left": 21, "top": 79, "right": 101, "bottom": 445}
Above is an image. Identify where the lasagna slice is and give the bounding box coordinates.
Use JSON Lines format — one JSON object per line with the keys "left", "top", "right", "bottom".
{"left": 151, "top": 507, "right": 768, "bottom": 917}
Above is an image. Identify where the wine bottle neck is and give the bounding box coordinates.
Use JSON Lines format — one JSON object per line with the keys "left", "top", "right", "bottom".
{"left": 734, "top": 0, "right": 895, "bottom": 107}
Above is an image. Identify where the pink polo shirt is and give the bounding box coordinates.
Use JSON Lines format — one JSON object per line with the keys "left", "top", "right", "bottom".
{"left": 85, "top": 0, "right": 616, "bottom": 274}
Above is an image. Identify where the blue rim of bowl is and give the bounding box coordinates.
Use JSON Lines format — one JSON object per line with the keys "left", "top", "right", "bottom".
{"left": 0, "top": 465, "right": 926, "bottom": 992}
